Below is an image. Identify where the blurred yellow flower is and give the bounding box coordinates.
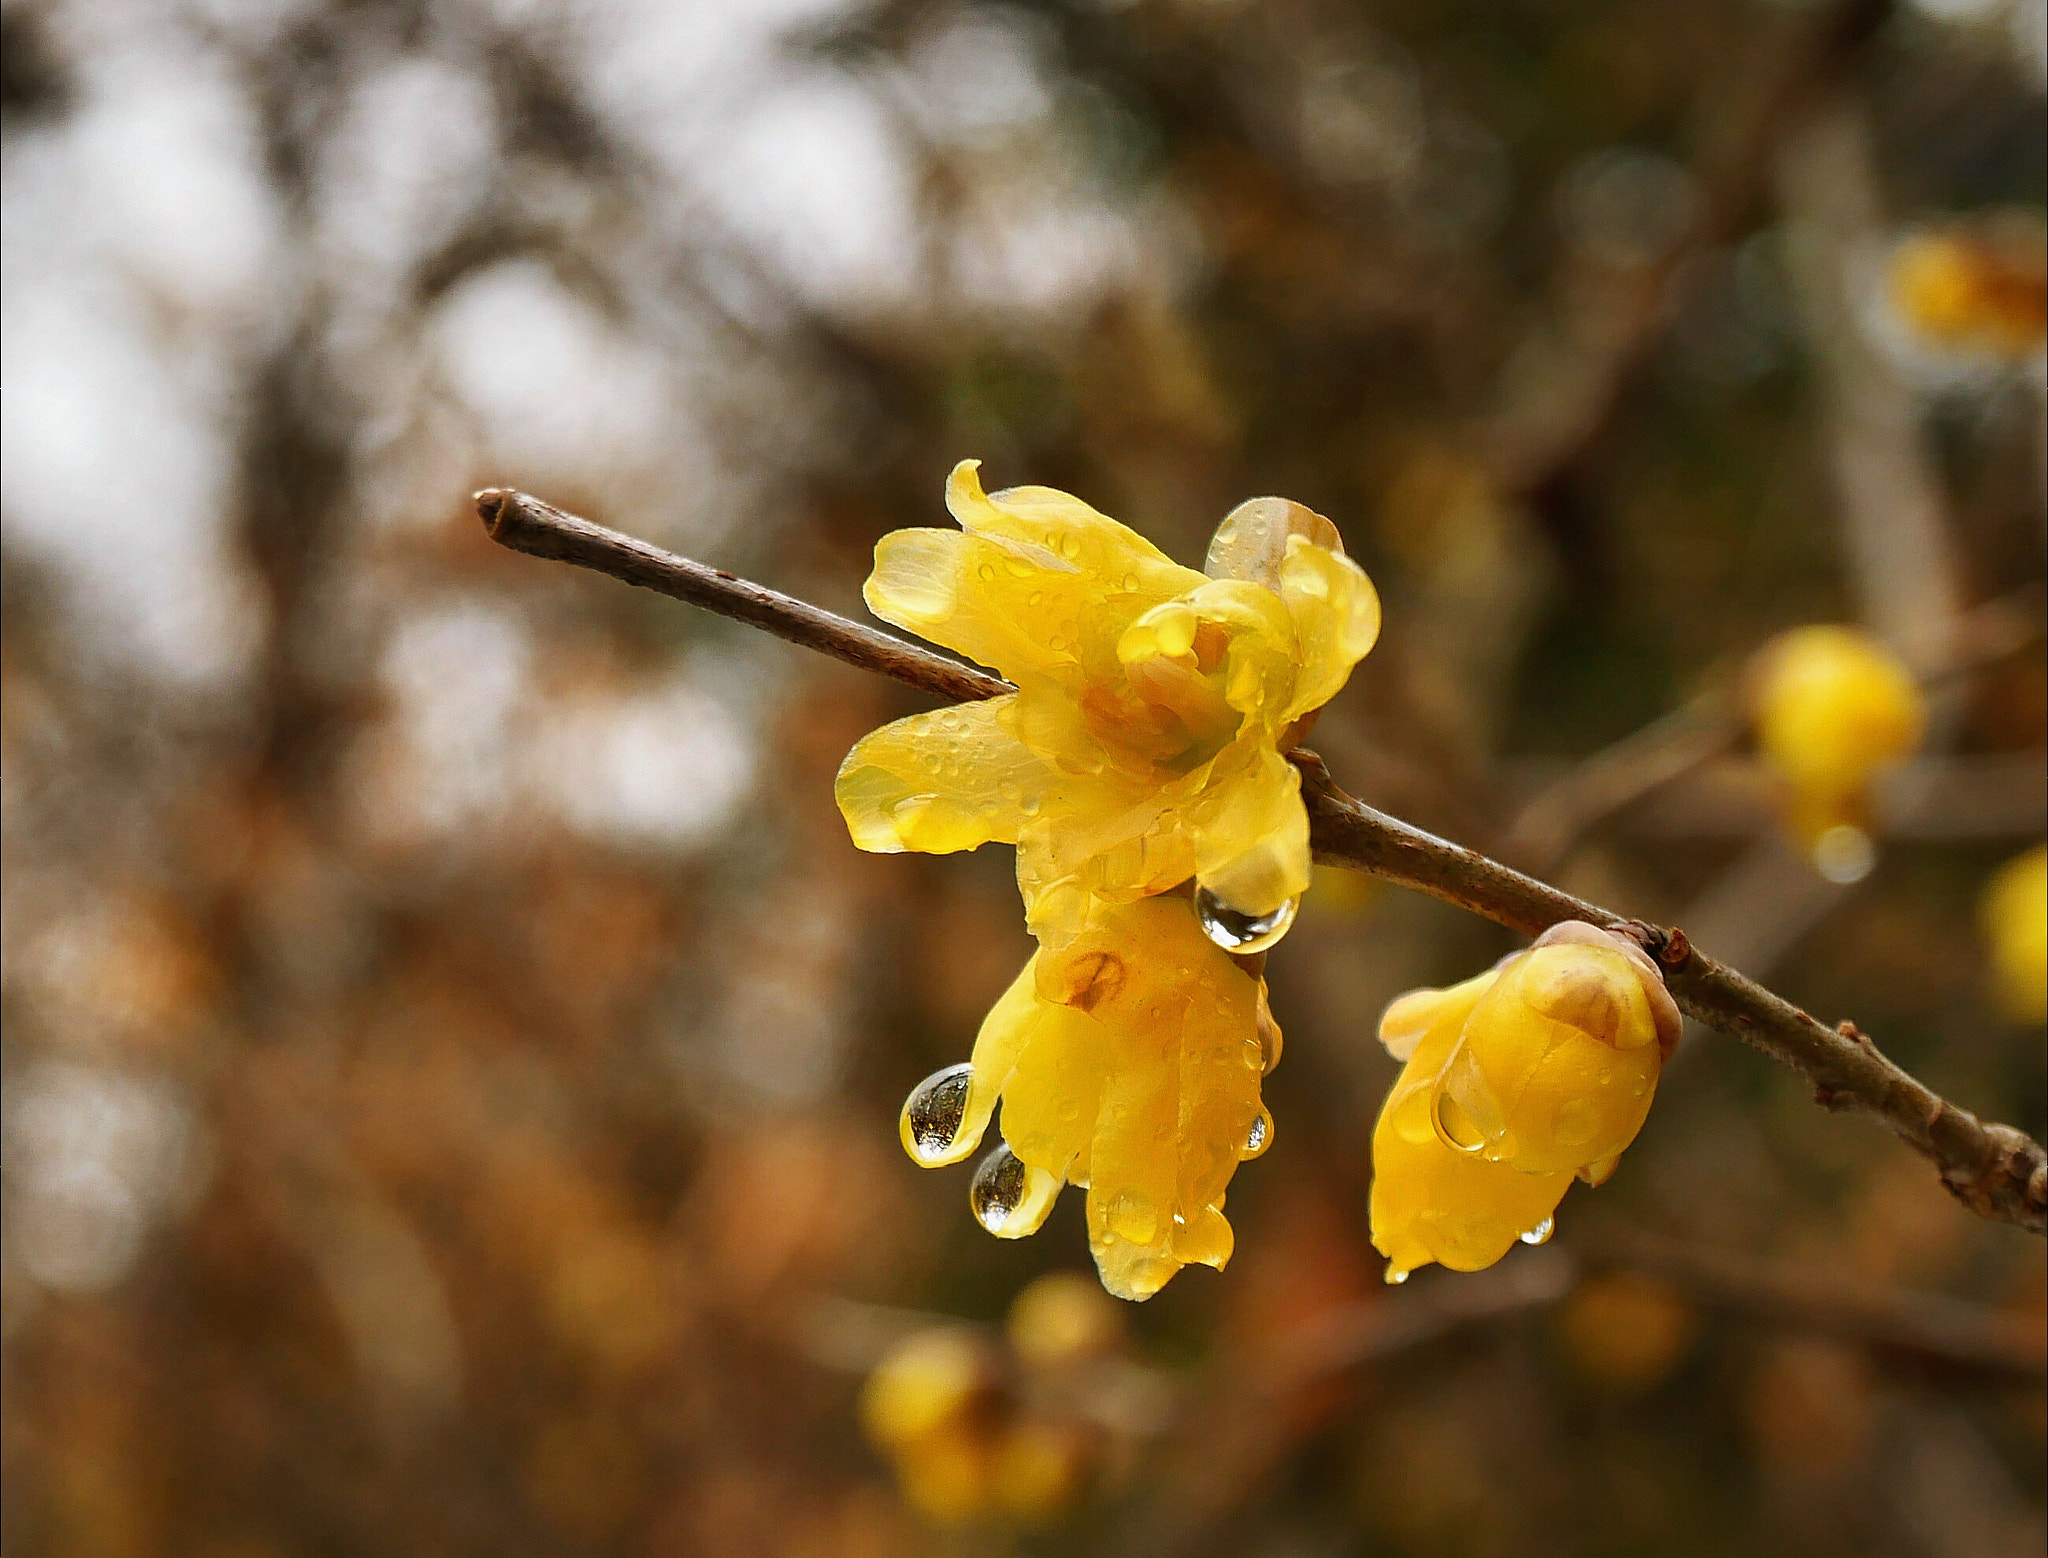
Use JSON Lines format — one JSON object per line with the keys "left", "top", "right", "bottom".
{"left": 1749, "top": 626, "right": 1926, "bottom": 882}
{"left": 859, "top": 1277, "right": 1130, "bottom": 1527}
{"left": 844, "top": 463, "right": 1379, "bottom": 1299}
{"left": 1886, "top": 227, "right": 2048, "bottom": 363}
{"left": 1370, "top": 923, "right": 1680, "bottom": 1283}
{"left": 1981, "top": 844, "right": 2047, "bottom": 1026}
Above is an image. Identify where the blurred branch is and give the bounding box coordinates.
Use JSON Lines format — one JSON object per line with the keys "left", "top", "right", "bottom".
{"left": 1585, "top": 1232, "right": 2048, "bottom": 1383}
{"left": 1494, "top": 0, "right": 1895, "bottom": 505}
{"left": 1502, "top": 678, "right": 1742, "bottom": 873}
{"left": 474, "top": 488, "right": 2048, "bottom": 1237}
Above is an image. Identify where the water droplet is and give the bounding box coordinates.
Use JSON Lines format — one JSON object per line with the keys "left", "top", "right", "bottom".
{"left": 970, "top": 1144, "right": 1027, "bottom": 1232}
{"left": 1194, "top": 888, "right": 1300, "bottom": 953}
{"left": 1386, "top": 1267, "right": 1410, "bottom": 1285}
{"left": 1551, "top": 1098, "right": 1597, "bottom": 1147}
{"left": 1520, "top": 1216, "right": 1555, "bottom": 1246}
{"left": 1241, "top": 1107, "right": 1274, "bottom": 1160}
{"left": 1812, "top": 825, "right": 1876, "bottom": 884}
{"left": 902, "top": 1064, "right": 973, "bottom": 1163}
{"left": 1106, "top": 1190, "right": 1159, "bottom": 1243}
{"left": 1430, "top": 1090, "right": 1487, "bottom": 1154}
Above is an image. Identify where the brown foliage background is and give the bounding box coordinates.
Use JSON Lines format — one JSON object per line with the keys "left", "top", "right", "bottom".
{"left": 1, "top": 0, "right": 2043, "bottom": 1553}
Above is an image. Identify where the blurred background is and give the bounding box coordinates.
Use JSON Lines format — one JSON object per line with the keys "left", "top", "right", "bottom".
{"left": 2, "top": 0, "right": 2044, "bottom": 1552}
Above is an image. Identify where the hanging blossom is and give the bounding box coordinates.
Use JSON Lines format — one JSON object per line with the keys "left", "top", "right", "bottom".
{"left": 837, "top": 462, "right": 1379, "bottom": 1299}
{"left": 1370, "top": 922, "right": 1681, "bottom": 1283}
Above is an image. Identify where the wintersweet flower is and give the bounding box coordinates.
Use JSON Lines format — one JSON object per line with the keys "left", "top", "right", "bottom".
{"left": 841, "top": 463, "right": 1378, "bottom": 1298}
{"left": 1981, "top": 844, "right": 2047, "bottom": 1026}
{"left": 1370, "top": 922, "right": 1680, "bottom": 1283}
{"left": 1749, "top": 625, "right": 1926, "bottom": 882}
{"left": 837, "top": 460, "right": 1380, "bottom": 946}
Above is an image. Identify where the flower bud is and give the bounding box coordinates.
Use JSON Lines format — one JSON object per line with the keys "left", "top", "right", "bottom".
{"left": 1750, "top": 626, "right": 1925, "bottom": 877}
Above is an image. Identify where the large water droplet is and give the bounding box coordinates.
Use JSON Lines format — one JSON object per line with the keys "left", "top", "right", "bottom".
{"left": 970, "top": 1144, "right": 1027, "bottom": 1232}
{"left": 1430, "top": 1090, "right": 1487, "bottom": 1155}
{"left": 1386, "top": 1267, "right": 1411, "bottom": 1285}
{"left": 1107, "top": 1190, "right": 1160, "bottom": 1244}
{"left": 1241, "top": 1107, "right": 1275, "bottom": 1160}
{"left": 1520, "top": 1216, "right": 1555, "bottom": 1246}
{"left": 902, "top": 1064, "right": 973, "bottom": 1163}
{"left": 1194, "top": 888, "right": 1300, "bottom": 953}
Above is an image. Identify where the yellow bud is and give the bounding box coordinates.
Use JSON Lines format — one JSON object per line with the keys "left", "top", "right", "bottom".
{"left": 894, "top": 1434, "right": 999, "bottom": 1527}
{"left": 1750, "top": 626, "right": 1924, "bottom": 871}
{"left": 994, "top": 1420, "right": 1087, "bottom": 1525}
{"left": 1981, "top": 845, "right": 2048, "bottom": 1026}
{"left": 1006, "top": 1272, "right": 1124, "bottom": 1369}
{"left": 1557, "top": 1272, "right": 1695, "bottom": 1391}
{"left": 859, "top": 1328, "right": 993, "bottom": 1452}
{"left": 1369, "top": 923, "right": 1678, "bottom": 1281}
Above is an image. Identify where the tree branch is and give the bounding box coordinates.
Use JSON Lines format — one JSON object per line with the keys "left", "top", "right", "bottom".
{"left": 474, "top": 488, "right": 2048, "bottom": 1237}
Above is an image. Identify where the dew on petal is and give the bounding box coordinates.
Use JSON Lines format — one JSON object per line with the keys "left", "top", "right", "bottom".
{"left": 901, "top": 1063, "right": 974, "bottom": 1163}
{"left": 1241, "top": 1107, "right": 1274, "bottom": 1160}
{"left": 970, "top": 1144, "right": 1028, "bottom": 1232}
{"left": 1194, "top": 888, "right": 1299, "bottom": 953}
{"left": 1520, "top": 1216, "right": 1555, "bottom": 1246}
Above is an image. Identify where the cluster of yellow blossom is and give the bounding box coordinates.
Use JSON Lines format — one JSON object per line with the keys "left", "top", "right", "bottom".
{"left": 1885, "top": 226, "right": 2048, "bottom": 364}
{"left": 858, "top": 1273, "right": 1137, "bottom": 1527}
{"left": 1369, "top": 922, "right": 1681, "bottom": 1283}
{"left": 1748, "top": 625, "right": 1926, "bottom": 882}
{"left": 841, "top": 463, "right": 1378, "bottom": 1299}
{"left": 1981, "top": 844, "right": 2047, "bottom": 1026}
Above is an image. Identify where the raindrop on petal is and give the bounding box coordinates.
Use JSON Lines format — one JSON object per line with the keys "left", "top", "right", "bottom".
{"left": 1241, "top": 1107, "right": 1275, "bottom": 1160}
{"left": 1520, "top": 1216, "right": 1555, "bottom": 1246}
{"left": 1386, "top": 1267, "right": 1410, "bottom": 1285}
{"left": 901, "top": 1063, "right": 974, "bottom": 1164}
{"left": 970, "top": 1143, "right": 1028, "bottom": 1233}
{"left": 1194, "top": 888, "right": 1300, "bottom": 953}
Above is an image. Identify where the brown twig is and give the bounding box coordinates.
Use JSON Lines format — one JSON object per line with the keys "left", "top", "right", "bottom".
{"left": 473, "top": 488, "right": 2048, "bottom": 1238}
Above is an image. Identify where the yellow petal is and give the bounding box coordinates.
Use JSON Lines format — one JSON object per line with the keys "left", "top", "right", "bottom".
{"left": 836, "top": 696, "right": 1046, "bottom": 856}
{"left": 1445, "top": 941, "right": 1663, "bottom": 1176}
{"left": 1369, "top": 999, "right": 1572, "bottom": 1279}
{"left": 1278, "top": 535, "right": 1381, "bottom": 721}
{"left": 1204, "top": 495, "right": 1347, "bottom": 590}
{"left": 1186, "top": 740, "right": 1311, "bottom": 918}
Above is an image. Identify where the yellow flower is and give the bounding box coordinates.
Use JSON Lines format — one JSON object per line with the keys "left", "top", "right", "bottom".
{"left": 1749, "top": 626, "right": 1925, "bottom": 881}
{"left": 845, "top": 464, "right": 1378, "bottom": 1299}
{"left": 1886, "top": 227, "right": 2048, "bottom": 363}
{"left": 903, "top": 893, "right": 1275, "bottom": 1301}
{"left": 837, "top": 461, "right": 1380, "bottom": 944}
{"left": 1981, "top": 844, "right": 2047, "bottom": 1026}
{"left": 1370, "top": 923, "right": 1680, "bottom": 1283}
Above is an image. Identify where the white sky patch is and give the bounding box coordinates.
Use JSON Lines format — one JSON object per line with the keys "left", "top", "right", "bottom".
{"left": 316, "top": 57, "right": 500, "bottom": 287}
{"left": 1, "top": 278, "right": 262, "bottom": 685}
{"left": 377, "top": 599, "right": 534, "bottom": 834}
{"left": 898, "top": 12, "right": 1054, "bottom": 146}
{"left": 529, "top": 678, "right": 757, "bottom": 851}
{"left": 3, "top": 1060, "right": 201, "bottom": 1294}
{"left": 0, "top": 37, "right": 278, "bottom": 687}
{"left": 430, "top": 258, "right": 673, "bottom": 487}
{"left": 692, "top": 69, "right": 925, "bottom": 315}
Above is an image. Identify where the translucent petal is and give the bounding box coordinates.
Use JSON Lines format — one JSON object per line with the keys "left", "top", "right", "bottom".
{"left": 948, "top": 460, "right": 1194, "bottom": 598}
{"left": 1369, "top": 993, "right": 1573, "bottom": 1278}
{"left": 1278, "top": 536, "right": 1382, "bottom": 722}
{"left": 998, "top": 1001, "right": 1111, "bottom": 1181}
{"left": 1377, "top": 970, "right": 1499, "bottom": 1063}
{"left": 1448, "top": 942, "right": 1664, "bottom": 1175}
{"left": 836, "top": 697, "right": 1046, "bottom": 856}
{"left": 1186, "top": 741, "right": 1312, "bottom": 918}
{"left": 1204, "top": 496, "right": 1347, "bottom": 590}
